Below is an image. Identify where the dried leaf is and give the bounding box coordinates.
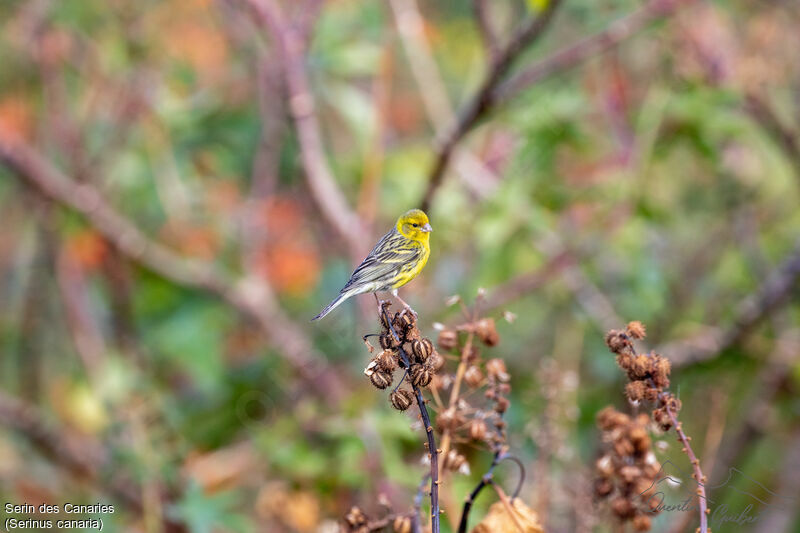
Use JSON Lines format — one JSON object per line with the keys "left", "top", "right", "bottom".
{"left": 471, "top": 499, "right": 544, "bottom": 533}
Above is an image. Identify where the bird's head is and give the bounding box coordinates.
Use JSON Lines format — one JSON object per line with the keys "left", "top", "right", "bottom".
{"left": 397, "top": 209, "right": 432, "bottom": 242}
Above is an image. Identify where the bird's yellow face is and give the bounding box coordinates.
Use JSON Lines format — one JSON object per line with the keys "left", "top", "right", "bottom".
{"left": 397, "top": 209, "right": 432, "bottom": 242}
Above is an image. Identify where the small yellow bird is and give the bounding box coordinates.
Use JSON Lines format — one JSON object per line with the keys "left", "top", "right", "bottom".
{"left": 313, "top": 209, "right": 432, "bottom": 320}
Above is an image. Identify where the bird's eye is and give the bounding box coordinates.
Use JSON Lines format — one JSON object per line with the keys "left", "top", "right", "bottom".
{"left": 412, "top": 223, "right": 418, "bottom": 227}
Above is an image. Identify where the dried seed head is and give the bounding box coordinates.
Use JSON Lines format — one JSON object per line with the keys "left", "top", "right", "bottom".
{"left": 380, "top": 332, "right": 400, "bottom": 350}
{"left": 437, "top": 407, "right": 463, "bottom": 432}
{"left": 629, "top": 426, "right": 651, "bottom": 455}
{"left": 632, "top": 514, "right": 651, "bottom": 532}
{"left": 468, "top": 419, "right": 487, "bottom": 441}
{"left": 494, "top": 396, "right": 510, "bottom": 414}
{"left": 475, "top": 317, "right": 500, "bottom": 346}
{"left": 378, "top": 301, "right": 392, "bottom": 330}
{"left": 625, "top": 381, "right": 647, "bottom": 402}
{"left": 611, "top": 497, "right": 636, "bottom": 519}
{"left": 594, "top": 477, "right": 613, "bottom": 498}
{"left": 392, "top": 516, "right": 411, "bottom": 533}
{"left": 377, "top": 349, "right": 399, "bottom": 373}
{"left": 345, "top": 506, "right": 367, "bottom": 527}
{"left": 393, "top": 311, "right": 415, "bottom": 333}
{"left": 629, "top": 355, "right": 651, "bottom": 380}
{"left": 485, "top": 358, "right": 509, "bottom": 382}
{"left": 409, "top": 363, "right": 433, "bottom": 388}
{"left": 411, "top": 338, "right": 434, "bottom": 363}
{"left": 605, "top": 330, "right": 630, "bottom": 354}
{"left": 626, "top": 321, "right": 647, "bottom": 340}
{"left": 429, "top": 351, "right": 446, "bottom": 372}
{"left": 370, "top": 369, "right": 393, "bottom": 390}
{"left": 390, "top": 388, "right": 413, "bottom": 411}
{"left": 437, "top": 329, "right": 458, "bottom": 351}
{"left": 619, "top": 465, "right": 641, "bottom": 484}
{"left": 652, "top": 407, "right": 673, "bottom": 431}
{"left": 595, "top": 455, "right": 614, "bottom": 477}
{"left": 596, "top": 407, "right": 630, "bottom": 431}
{"left": 443, "top": 449, "right": 467, "bottom": 472}
{"left": 463, "top": 365, "right": 484, "bottom": 388}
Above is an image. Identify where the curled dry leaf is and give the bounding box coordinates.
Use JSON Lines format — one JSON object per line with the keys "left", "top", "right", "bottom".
{"left": 470, "top": 499, "right": 543, "bottom": 533}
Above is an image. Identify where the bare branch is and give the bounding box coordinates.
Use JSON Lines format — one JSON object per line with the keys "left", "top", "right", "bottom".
{"left": 420, "top": 0, "right": 564, "bottom": 211}
{"left": 496, "top": 0, "right": 690, "bottom": 105}
{"left": 472, "top": 0, "right": 499, "bottom": 59}
{"left": 662, "top": 238, "right": 800, "bottom": 367}
{"left": 0, "top": 136, "right": 343, "bottom": 397}
{"left": 246, "top": 0, "right": 366, "bottom": 260}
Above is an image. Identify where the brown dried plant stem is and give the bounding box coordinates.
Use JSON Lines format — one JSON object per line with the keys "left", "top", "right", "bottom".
{"left": 631, "top": 342, "right": 709, "bottom": 533}
{"left": 381, "top": 306, "right": 440, "bottom": 533}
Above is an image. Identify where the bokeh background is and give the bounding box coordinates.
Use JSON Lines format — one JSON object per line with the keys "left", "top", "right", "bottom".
{"left": 0, "top": 0, "right": 799, "bottom": 531}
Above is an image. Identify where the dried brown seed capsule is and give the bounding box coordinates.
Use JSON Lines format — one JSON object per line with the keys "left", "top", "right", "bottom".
{"left": 390, "top": 388, "right": 414, "bottom": 411}
{"left": 595, "top": 455, "right": 614, "bottom": 477}
{"left": 443, "top": 450, "right": 467, "bottom": 473}
{"left": 437, "top": 329, "right": 458, "bottom": 351}
{"left": 619, "top": 465, "right": 641, "bottom": 484}
{"left": 632, "top": 514, "right": 651, "bottom": 532}
{"left": 377, "top": 349, "right": 399, "bottom": 373}
{"left": 605, "top": 330, "right": 630, "bottom": 353}
{"left": 411, "top": 338, "right": 434, "bottom": 363}
{"left": 464, "top": 365, "right": 484, "bottom": 388}
{"left": 394, "top": 311, "right": 415, "bottom": 332}
{"left": 429, "top": 351, "right": 445, "bottom": 371}
{"left": 475, "top": 317, "right": 500, "bottom": 346}
{"left": 626, "top": 321, "right": 647, "bottom": 340}
{"left": 378, "top": 302, "right": 392, "bottom": 329}
{"left": 409, "top": 363, "right": 433, "bottom": 388}
{"left": 437, "top": 407, "right": 463, "bottom": 432}
{"left": 379, "top": 332, "right": 400, "bottom": 350}
{"left": 345, "top": 506, "right": 367, "bottom": 527}
{"left": 594, "top": 477, "right": 613, "bottom": 498}
{"left": 611, "top": 497, "right": 636, "bottom": 519}
{"left": 629, "top": 426, "right": 651, "bottom": 455}
{"left": 485, "top": 358, "right": 509, "bottom": 382}
{"left": 494, "top": 396, "right": 510, "bottom": 413}
{"left": 625, "top": 381, "right": 647, "bottom": 402}
{"left": 392, "top": 516, "right": 411, "bottom": 533}
{"left": 468, "top": 419, "right": 487, "bottom": 441}
{"left": 370, "top": 369, "right": 393, "bottom": 390}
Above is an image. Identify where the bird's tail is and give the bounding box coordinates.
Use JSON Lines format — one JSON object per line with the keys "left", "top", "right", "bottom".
{"left": 312, "top": 289, "right": 355, "bottom": 321}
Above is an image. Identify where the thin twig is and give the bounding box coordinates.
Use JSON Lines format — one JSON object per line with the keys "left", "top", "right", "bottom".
{"left": 662, "top": 238, "right": 800, "bottom": 367}
{"left": 744, "top": 93, "right": 800, "bottom": 181}
{"left": 496, "top": 0, "right": 692, "bottom": 104}
{"left": 0, "top": 136, "right": 343, "bottom": 397}
{"left": 664, "top": 406, "right": 709, "bottom": 533}
{"left": 472, "top": 0, "right": 499, "bottom": 59}
{"left": 246, "top": 0, "right": 366, "bottom": 261}
{"left": 381, "top": 303, "right": 440, "bottom": 533}
{"left": 420, "top": 0, "right": 564, "bottom": 210}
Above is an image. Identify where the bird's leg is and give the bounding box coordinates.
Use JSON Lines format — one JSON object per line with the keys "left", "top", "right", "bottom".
{"left": 391, "top": 289, "right": 417, "bottom": 317}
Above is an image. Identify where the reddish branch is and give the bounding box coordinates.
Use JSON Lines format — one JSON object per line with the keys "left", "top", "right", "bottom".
{"left": 0, "top": 136, "right": 343, "bottom": 397}
{"left": 246, "top": 0, "right": 367, "bottom": 261}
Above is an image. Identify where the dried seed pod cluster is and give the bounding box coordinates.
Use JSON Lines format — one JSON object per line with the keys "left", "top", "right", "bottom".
{"left": 599, "top": 321, "right": 710, "bottom": 532}
{"left": 434, "top": 311, "right": 510, "bottom": 473}
{"left": 364, "top": 301, "right": 440, "bottom": 411}
{"left": 594, "top": 407, "right": 660, "bottom": 531}
{"left": 341, "top": 505, "right": 413, "bottom": 533}
{"left": 605, "top": 321, "right": 681, "bottom": 431}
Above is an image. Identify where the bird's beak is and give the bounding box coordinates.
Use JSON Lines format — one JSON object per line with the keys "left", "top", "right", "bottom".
{"left": 421, "top": 223, "right": 432, "bottom": 233}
